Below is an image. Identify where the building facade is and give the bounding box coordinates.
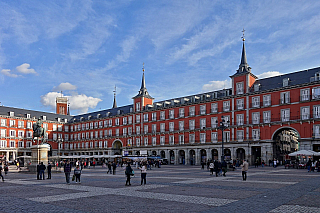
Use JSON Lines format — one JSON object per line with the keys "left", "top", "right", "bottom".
{"left": 1, "top": 39, "right": 320, "bottom": 165}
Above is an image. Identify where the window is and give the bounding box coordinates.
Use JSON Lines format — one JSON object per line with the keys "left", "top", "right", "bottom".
{"left": 9, "top": 120, "right": 15, "bottom": 127}
{"left": 252, "top": 96, "right": 260, "bottom": 108}
{"left": 160, "top": 136, "right": 165, "bottom": 145}
{"left": 169, "top": 122, "right": 174, "bottom": 132}
{"left": 281, "top": 109, "right": 290, "bottom": 122}
{"left": 263, "top": 95, "right": 271, "bottom": 107}
{"left": 223, "top": 101, "right": 230, "bottom": 112}
{"left": 144, "top": 137, "right": 148, "bottom": 146}
{"left": 136, "top": 138, "right": 140, "bottom": 146}
{"left": 314, "top": 105, "right": 320, "bottom": 119}
{"left": 189, "top": 106, "right": 195, "bottom": 116}
{"left": 123, "top": 128, "right": 127, "bottom": 136}
{"left": 1, "top": 119, "right": 6, "bottom": 127}
{"left": 27, "top": 122, "right": 32, "bottom": 129}
{"left": 109, "top": 119, "right": 112, "bottom": 127}
{"left": 200, "top": 105, "right": 206, "bottom": 115}
{"left": 211, "top": 103, "right": 218, "bottom": 113}
{"left": 0, "top": 140, "right": 6, "bottom": 148}
{"left": 211, "top": 132, "right": 217, "bottom": 143}
{"left": 143, "top": 114, "right": 148, "bottom": 122}
{"left": 237, "top": 114, "right": 244, "bottom": 126}
{"left": 10, "top": 141, "right": 15, "bottom": 148}
{"left": 200, "top": 118, "right": 206, "bottom": 129}
{"left": 252, "top": 129, "right": 260, "bottom": 141}
{"left": 211, "top": 117, "right": 217, "bottom": 128}
{"left": 200, "top": 133, "right": 206, "bottom": 143}
{"left": 136, "top": 115, "right": 140, "bottom": 123}
{"left": 254, "top": 84, "right": 260, "bottom": 92}
{"left": 123, "top": 117, "right": 127, "bottom": 125}
{"left": 152, "top": 124, "right": 156, "bottom": 133}
{"left": 252, "top": 112, "right": 260, "bottom": 124}
{"left": 280, "top": 92, "right": 290, "bottom": 104}
{"left": 189, "top": 120, "right": 195, "bottom": 130}
{"left": 18, "top": 131, "right": 24, "bottom": 138}
{"left": 179, "top": 135, "right": 184, "bottom": 145}
{"left": 169, "top": 110, "right": 174, "bottom": 119}
{"left": 128, "top": 127, "right": 132, "bottom": 136}
{"left": 136, "top": 102, "right": 141, "bottom": 112}
{"left": 283, "top": 78, "right": 289, "bottom": 87}
{"left": 160, "top": 111, "right": 165, "bottom": 120}
{"left": 179, "top": 121, "right": 184, "bottom": 131}
{"left": 116, "top": 129, "right": 119, "bottom": 136}
{"left": 312, "top": 87, "right": 320, "bottom": 99}
{"left": 236, "top": 82, "right": 244, "bottom": 95}
{"left": 10, "top": 130, "right": 16, "bottom": 137}
{"left": 99, "top": 121, "right": 103, "bottom": 128}
{"left": 189, "top": 134, "right": 195, "bottom": 144}
{"left": 18, "top": 141, "right": 24, "bottom": 148}
{"left": 179, "top": 108, "right": 184, "bottom": 117}
{"left": 128, "top": 116, "right": 132, "bottom": 124}
{"left": 136, "top": 126, "right": 140, "bottom": 135}
{"left": 237, "top": 130, "right": 244, "bottom": 142}
{"left": 115, "top": 118, "right": 120, "bottom": 126}
{"left": 237, "top": 99, "right": 244, "bottom": 110}
{"left": 144, "top": 125, "right": 148, "bottom": 134}
{"left": 169, "top": 135, "right": 174, "bottom": 145}
{"left": 152, "top": 112, "right": 157, "bottom": 121}
{"left": 86, "top": 123, "right": 89, "bottom": 130}
{"left": 263, "top": 111, "right": 271, "bottom": 123}
{"left": 314, "top": 125, "right": 320, "bottom": 138}
{"left": 301, "top": 89, "right": 310, "bottom": 101}
{"left": 18, "top": 121, "right": 24, "bottom": 128}
{"left": 104, "top": 141, "right": 108, "bottom": 147}
{"left": 301, "top": 107, "right": 310, "bottom": 120}
{"left": 108, "top": 130, "right": 112, "bottom": 136}
{"left": 160, "top": 123, "right": 165, "bottom": 133}
{"left": 224, "top": 131, "right": 230, "bottom": 142}
{"left": 152, "top": 137, "right": 156, "bottom": 146}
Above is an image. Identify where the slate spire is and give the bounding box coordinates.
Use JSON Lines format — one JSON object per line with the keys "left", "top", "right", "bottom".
{"left": 133, "top": 63, "right": 154, "bottom": 100}
{"left": 112, "top": 86, "right": 117, "bottom": 108}
{"left": 237, "top": 29, "right": 251, "bottom": 73}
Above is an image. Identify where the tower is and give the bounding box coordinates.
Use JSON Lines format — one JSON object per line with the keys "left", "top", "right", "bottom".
{"left": 112, "top": 86, "right": 117, "bottom": 108}
{"left": 56, "top": 92, "right": 68, "bottom": 115}
{"left": 132, "top": 64, "right": 154, "bottom": 112}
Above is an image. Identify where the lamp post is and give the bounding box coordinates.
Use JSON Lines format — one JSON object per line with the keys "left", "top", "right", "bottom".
{"left": 56, "top": 136, "right": 63, "bottom": 167}
{"left": 216, "top": 116, "right": 230, "bottom": 162}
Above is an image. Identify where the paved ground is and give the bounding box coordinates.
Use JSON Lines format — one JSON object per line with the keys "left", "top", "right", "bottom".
{"left": 0, "top": 165, "right": 320, "bottom": 213}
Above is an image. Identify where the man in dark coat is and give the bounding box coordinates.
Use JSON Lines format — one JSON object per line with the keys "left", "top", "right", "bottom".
{"left": 39, "top": 162, "right": 46, "bottom": 180}
{"left": 37, "top": 163, "right": 40, "bottom": 180}
{"left": 47, "top": 162, "right": 52, "bottom": 179}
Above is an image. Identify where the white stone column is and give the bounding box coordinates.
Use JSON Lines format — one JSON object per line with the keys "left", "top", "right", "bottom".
{"left": 206, "top": 148, "right": 211, "bottom": 161}
{"left": 184, "top": 149, "right": 188, "bottom": 165}
{"left": 174, "top": 149, "right": 179, "bottom": 165}
{"left": 195, "top": 148, "right": 200, "bottom": 165}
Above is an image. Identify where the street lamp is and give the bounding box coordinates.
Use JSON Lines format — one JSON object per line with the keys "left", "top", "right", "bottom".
{"left": 216, "top": 116, "right": 230, "bottom": 162}
{"left": 56, "top": 136, "right": 63, "bottom": 167}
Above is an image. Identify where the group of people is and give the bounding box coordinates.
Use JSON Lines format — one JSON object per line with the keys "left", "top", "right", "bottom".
{"left": 125, "top": 162, "right": 147, "bottom": 186}
{"left": 208, "top": 159, "right": 249, "bottom": 181}
{"left": 37, "top": 162, "right": 52, "bottom": 180}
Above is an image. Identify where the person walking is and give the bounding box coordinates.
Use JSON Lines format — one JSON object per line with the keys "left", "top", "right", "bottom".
{"left": 39, "top": 162, "right": 46, "bottom": 180}
{"left": 4, "top": 164, "right": 8, "bottom": 175}
{"left": 0, "top": 166, "right": 4, "bottom": 182}
{"left": 47, "top": 162, "right": 52, "bottom": 179}
{"left": 139, "top": 162, "right": 147, "bottom": 185}
{"left": 107, "top": 162, "right": 112, "bottom": 174}
{"left": 209, "top": 161, "right": 214, "bottom": 176}
{"left": 112, "top": 162, "right": 117, "bottom": 175}
{"left": 214, "top": 160, "right": 219, "bottom": 177}
{"left": 125, "top": 163, "right": 133, "bottom": 186}
{"left": 37, "top": 163, "right": 40, "bottom": 180}
{"left": 241, "top": 159, "right": 249, "bottom": 181}
{"left": 74, "top": 165, "right": 82, "bottom": 184}
{"left": 222, "top": 161, "right": 227, "bottom": 177}
{"left": 64, "top": 160, "right": 72, "bottom": 184}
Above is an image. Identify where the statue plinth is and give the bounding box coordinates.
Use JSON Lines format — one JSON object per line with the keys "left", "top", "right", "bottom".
{"left": 27, "top": 144, "right": 49, "bottom": 172}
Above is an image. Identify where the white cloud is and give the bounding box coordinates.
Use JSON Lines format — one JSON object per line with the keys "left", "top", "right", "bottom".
{"left": 257, "top": 71, "right": 282, "bottom": 79}
{"left": 202, "top": 80, "right": 231, "bottom": 92}
{"left": 0, "top": 69, "right": 19, "bottom": 77}
{"left": 52, "top": 82, "right": 77, "bottom": 92}
{"left": 40, "top": 92, "right": 102, "bottom": 114}
{"left": 16, "top": 63, "right": 37, "bottom": 74}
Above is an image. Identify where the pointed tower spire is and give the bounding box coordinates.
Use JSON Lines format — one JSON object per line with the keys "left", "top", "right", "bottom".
{"left": 141, "top": 63, "right": 146, "bottom": 90}
{"left": 112, "top": 85, "right": 117, "bottom": 108}
{"left": 238, "top": 29, "right": 251, "bottom": 73}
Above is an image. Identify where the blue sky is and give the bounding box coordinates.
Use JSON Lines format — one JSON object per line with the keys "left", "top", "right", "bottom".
{"left": 1, "top": 0, "right": 320, "bottom": 115}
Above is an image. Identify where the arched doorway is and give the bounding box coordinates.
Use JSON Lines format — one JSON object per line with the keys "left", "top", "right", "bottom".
{"left": 112, "top": 140, "right": 123, "bottom": 155}
{"left": 224, "top": 148, "right": 231, "bottom": 161}
{"left": 160, "top": 151, "right": 166, "bottom": 159}
{"left": 169, "top": 150, "right": 175, "bottom": 164}
{"left": 151, "top": 151, "right": 157, "bottom": 156}
{"left": 179, "top": 150, "right": 185, "bottom": 164}
{"left": 272, "top": 127, "right": 300, "bottom": 164}
{"left": 236, "top": 148, "right": 245, "bottom": 162}
{"left": 189, "top": 150, "right": 195, "bottom": 165}
{"left": 200, "top": 149, "right": 206, "bottom": 163}
{"left": 211, "top": 149, "right": 218, "bottom": 161}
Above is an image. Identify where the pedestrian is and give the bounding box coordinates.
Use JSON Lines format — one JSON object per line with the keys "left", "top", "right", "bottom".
{"left": 37, "top": 163, "right": 40, "bottom": 180}
{"left": 0, "top": 166, "right": 4, "bottom": 182}
{"left": 112, "top": 162, "right": 117, "bottom": 175}
{"left": 218, "top": 161, "right": 222, "bottom": 176}
{"left": 273, "top": 159, "right": 277, "bottom": 168}
{"left": 125, "top": 163, "right": 133, "bottom": 186}
{"left": 209, "top": 161, "right": 214, "bottom": 175}
{"left": 64, "top": 160, "right": 72, "bottom": 184}
{"left": 261, "top": 160, "right": 265, "bottom": 168}
{"left": 74, "top": 165, "right": 82, "bottom": 184}
{"left": 241, "top": 159, "right": 249, "bottom": 181}
{"left": 39, "top": 162, "right": 46, "bottom": 180}
{"left": 4, "top": 164, "right": 8, "bottom": 175}
{"left": 107, "top": 162, "right": 112, "bottom": 174}
{"left": 311, "top": 160, "right": 316, "bottom": 172}
{"left": 201, "top": 161, "right": 205, "bottom": 170}
{"left": 222, "top": 161, "right": 227, "bottom": 177}
{"left": 214, "top": 160, "right": 219, "bottom": 177}
{"left": 307, "top": 159, "right": 312, "bottom": 172}
{"left": 139, "top": 162, "right": 147, "bottom": 185}
{"left": 47, "top": 162, "right": 52, "bottom": 179}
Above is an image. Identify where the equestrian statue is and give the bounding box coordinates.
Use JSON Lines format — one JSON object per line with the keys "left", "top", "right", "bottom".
{"left": 33, "top": 118, "right": 46, "bottom": 144}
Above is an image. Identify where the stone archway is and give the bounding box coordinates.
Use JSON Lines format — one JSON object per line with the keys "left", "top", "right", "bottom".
{"left": 112, "top": 140, "right": 123, "bottom": 155}
{"left": 169, "top": 150, "right": 175, "bottom": 164}
{"left": 272, "top": 127, "right": 300, "bottom": 163}
{"left": 211, "top": 149, "right": 218, "bottom": 161}
{"left": 224, "top": 148, "right": 231, "bottom": 161}
{"left": 178, "top": 150, "right": 185, "bottom": 164}
{"left": 236, "top": 148, "right": 245, "bottom": 162}
{"left": 189, "top": 150, "right": 195, "bottom": 165}
{"left": 200, "top": 149, "right": 207, "bottom": 163}
{"left": 151, "top": 151, "right": 157, "bottom": 156}
{"left": 160, "top": 151, "right": 166, "bottom": 159}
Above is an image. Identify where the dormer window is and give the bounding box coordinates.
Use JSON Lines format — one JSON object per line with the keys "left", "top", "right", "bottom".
{"left": 42, "top": 116, "right": 46, "bottom": 121}
{"left": 106, "top": 112, "right": 110, "bottom": 117}
{"left": 57, "top": 117, "right": 61, "bottom": 122}
{"left": 26, "top": 114, "right": 31, "bottom": 119}
{"left": 117, "top": 110, "right": 121, "bottom": 115}
{"left": 130, "top": 108, "right": 133, "bottom": 113}
{"left": 254, "top": 84, "right": 260, "bottom": 92}
{"left": 97, "top": 114, "right": 101, "bottom": 119}
{"left": 9, "top": 111, "right": 14, "bottom": 117}
{"left": 316, "top": 72, "right": 320, "bottom": 81}
{"left": 64, "top": 119, "right": 68, "bottom": 123}
{"left": 136, "top": 102, "right": 141, "bottom": 112}
{"left": 283, "top": 78, "right": 289, "bottom": 87}
{"left": 236, "top": 82, "right": 244, "bottom": 95}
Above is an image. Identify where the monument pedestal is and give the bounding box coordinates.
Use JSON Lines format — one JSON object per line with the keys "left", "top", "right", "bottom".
{"left": 28, "top": 144, "right": 49, "bottom": 172}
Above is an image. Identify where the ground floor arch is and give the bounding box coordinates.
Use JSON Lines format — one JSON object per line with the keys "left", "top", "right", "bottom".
{"left": 112, "top": 140, "right": 123, "bottom": 155}
{"left": 189, "top": 150, "right": 195, "bottom": 165}
{"left": 169, "top": 150, "right": 175, "bottom": 164}
{"left": 200, "top": 149, "right": 207, "bottom": 163}
{"left": 178, "top": 150, "right": 185, "bottom": 164}
{"left": 224, "top": 148, "right": 231, "bottom": 161}
{"left": 211, "top": 149, "right": 218, "bottom": 160}
{"left": 160, "top": 151, "right": 166, "bottom": 159}
{"left": 236, "top": 148, "right": 245, "bottom": 162}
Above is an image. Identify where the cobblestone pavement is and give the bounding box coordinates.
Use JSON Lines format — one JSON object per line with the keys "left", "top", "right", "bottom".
{"left": 1, "top": 165, "right": 320, "bottom": 213}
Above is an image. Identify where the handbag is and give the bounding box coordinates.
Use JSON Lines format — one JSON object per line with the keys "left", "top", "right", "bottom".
{"left": 131, "top": 170, "right": 134, "bottom": 176}
{"left": 72, "top": 174, "right": 75, "bottom": 181}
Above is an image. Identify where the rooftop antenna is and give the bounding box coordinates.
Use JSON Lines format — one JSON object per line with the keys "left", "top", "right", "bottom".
{"left": 241, "top": 28, "right": 245, "bottom": 41}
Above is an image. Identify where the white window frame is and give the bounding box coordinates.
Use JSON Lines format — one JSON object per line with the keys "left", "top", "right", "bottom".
{"left": 236, "top": 82, "right": 244, "bottom": 95}
{"left": 263, "top": 111, "right": 271, "bottom": 123}
{"left": 237, "top": 114, "right": 244, "bottom": 126}
{"left": 301, "top": 106, "right": 310, "bottom": 120}
{"left": 211, "top": 103, "right": 218, "bottom": 113}
{"left": 301, "top": 88, "right": 310, "bottom": 101}
{"left": 252, "top": 96, "right": 260, "bottom": 108}
{"left": 237, "top": 99, "right": 244, "bottom": 110}
{"left": 211, "top": 132, "right": 217, "bottom": 143}
{"left": 223, "top": 101, "right": 230, "bottom": 112}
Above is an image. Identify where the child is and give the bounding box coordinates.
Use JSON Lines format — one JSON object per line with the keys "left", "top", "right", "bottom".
{"left": 74, "top": 165, "right": 82, "bottom": 184}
